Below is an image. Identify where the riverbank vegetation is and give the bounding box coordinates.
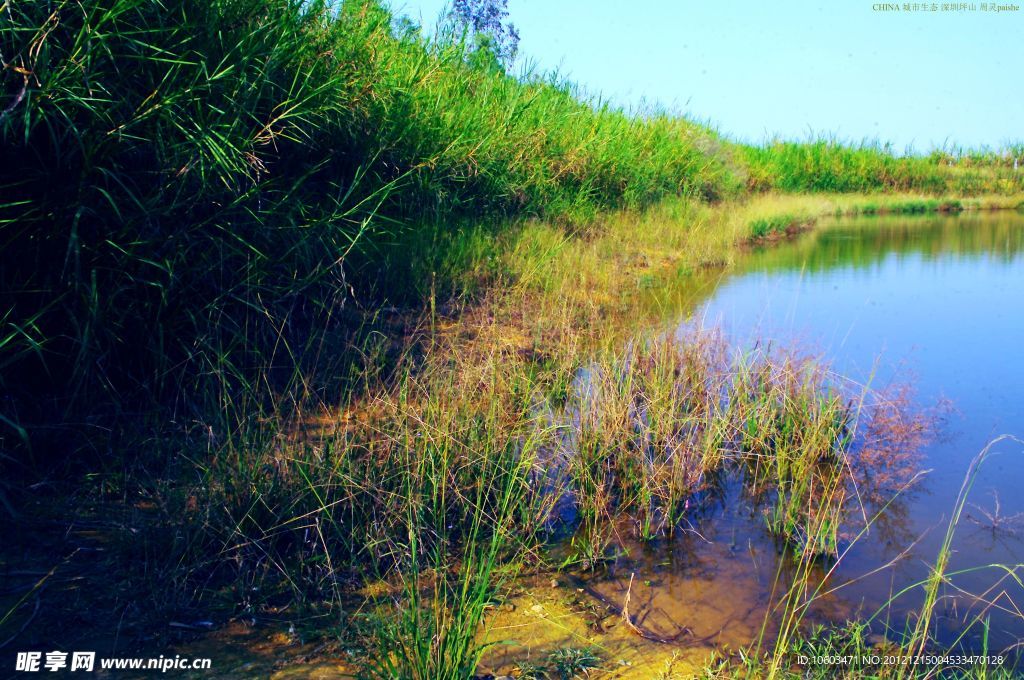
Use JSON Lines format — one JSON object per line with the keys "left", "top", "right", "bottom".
{"left": 2, "top": 0, "right": 1024, "bottom": 677}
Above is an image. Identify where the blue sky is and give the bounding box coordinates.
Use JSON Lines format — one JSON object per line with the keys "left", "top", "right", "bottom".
{"left": 386, "top": 0, "right": 1022, "bottom": 151}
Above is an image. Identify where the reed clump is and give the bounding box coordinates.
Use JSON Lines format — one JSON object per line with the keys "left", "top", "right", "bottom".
{"left": 846, "top": 198, "right": 965, "bottom": 216}
{"left": 748, "top": 214, "right": 805, "bottom": 240}
{"left": 555, "top": 331, "right": 926, "bottom": 564}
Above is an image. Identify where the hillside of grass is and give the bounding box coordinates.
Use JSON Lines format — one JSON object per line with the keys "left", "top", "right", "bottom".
{"left": 0, "top": 0, "right": 745, "bottom": 439}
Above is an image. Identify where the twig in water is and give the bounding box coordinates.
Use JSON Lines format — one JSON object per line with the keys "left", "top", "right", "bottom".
{"left": 968, "top": 489, "right": 1024, "bottom": 536}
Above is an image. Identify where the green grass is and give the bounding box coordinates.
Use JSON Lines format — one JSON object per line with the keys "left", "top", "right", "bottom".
{"left": 539, "top": 331, "right": 925, "bottom": 567}
{"left": 0, "top": 0, "right": 743, "bottom": 450}
{"left": 743, "top": 139, "right": 1024, "bottom": 196}
{"left": 846, "top": 198, "right": 965, "bottom": 216}
{"left": 547, "top": 647, "right": 603, "bottom": 679}
{"left": 748, "top": 213, "right": 801, "bottom": 239}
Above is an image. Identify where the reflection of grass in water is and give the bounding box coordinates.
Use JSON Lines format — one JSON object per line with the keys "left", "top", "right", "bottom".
{"left": 745, "top": 208, "right": 1024, "bottom": 280}
{"left": 703, "top": 436, "right": 1024, "bottom": 679}
{"left": 561, "top": 330, "right": 929, "bottom": 566}
{"left": 967, "top": 490, "right": 1024, "bottom": 536}
{"left": 898, "top": 436, "right": 1024, "bottom": 678}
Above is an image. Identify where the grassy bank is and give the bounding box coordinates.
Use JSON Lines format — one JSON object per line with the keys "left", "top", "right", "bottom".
{"left": 743, "top": 139, "right": 1024, "bottom": 195}
{"left": 2, "top": 0, "right": 1021, "bottom": 454}
{"left": 0, "top": 0, "right": 741, "bottom": 454}
{"left": 3, "top": 0, "right": 1024, "bottom": 676}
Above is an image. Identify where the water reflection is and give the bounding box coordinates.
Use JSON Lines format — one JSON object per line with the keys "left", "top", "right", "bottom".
{"left": 678, "top": 211, "right": 1024, "bottom": 654}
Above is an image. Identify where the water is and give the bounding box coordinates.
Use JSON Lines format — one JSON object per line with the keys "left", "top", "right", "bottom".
{"left": 599, "top": 210, "right": 1024, "bottom": 654}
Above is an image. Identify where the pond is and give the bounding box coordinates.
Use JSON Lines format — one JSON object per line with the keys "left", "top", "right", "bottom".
{"left": 570, "top": 210, "right": 1024, "bottom": 663}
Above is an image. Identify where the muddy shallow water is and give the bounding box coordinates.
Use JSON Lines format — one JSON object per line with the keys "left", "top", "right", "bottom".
{"left": 164, "top": 211, "right": 1024, "bottom": 677}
